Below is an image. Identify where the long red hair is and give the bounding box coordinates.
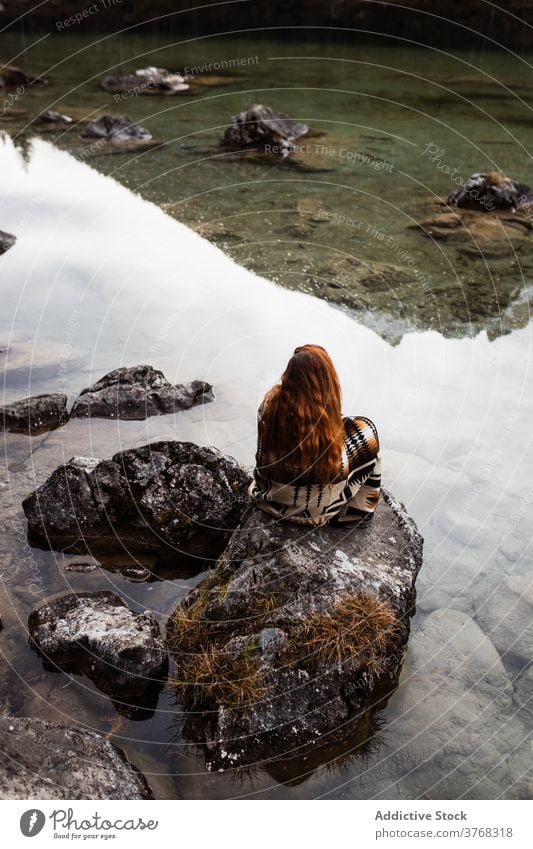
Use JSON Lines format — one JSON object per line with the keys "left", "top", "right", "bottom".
{"left": 258, "top": 344, "right": 344, "bottom": 484}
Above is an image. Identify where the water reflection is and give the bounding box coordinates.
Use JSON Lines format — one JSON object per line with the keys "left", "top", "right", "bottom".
{"left": 0, "top": 136, "right": 531, "bottom": 799}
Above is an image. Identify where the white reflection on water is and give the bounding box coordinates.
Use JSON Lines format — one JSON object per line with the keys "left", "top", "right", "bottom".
{"left": 0, "top": 136, "right": 531, "bottom": 799}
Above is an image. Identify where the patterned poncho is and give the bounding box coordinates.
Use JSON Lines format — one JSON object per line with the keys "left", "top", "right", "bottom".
{"left": 249, "top": 414, "right": 382, "bottom": 526}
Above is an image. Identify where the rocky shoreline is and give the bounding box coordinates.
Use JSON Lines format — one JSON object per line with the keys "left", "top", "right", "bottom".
{"left": 3, "top": 438, "right": 424, "bottom": 789}
{"left": 1, "top": 364, "right": 214, "bottom": 434}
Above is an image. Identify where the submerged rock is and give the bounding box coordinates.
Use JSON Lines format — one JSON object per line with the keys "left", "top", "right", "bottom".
{"left": 0, "top": 715, "right": 151, "bottom": 799}
{"left": 357, "top": 608, "right": 526, "bottom": 799}
{"left": 413, "top": 199, "right": 533, "bottom": 256}
{"left": 0, "top": 339, "right": 86, "bottom": 385}
{"left": 0, "top": 63, "right": 46, "bottom": 89}
{"left": 474, "top": 574, "right": 533, "bottom": 667}
{"left": 514, "top": 665, "right": 533, "bottom": 725}
{"left": 0, "top": 230, "right": 16, "bottom": 255}
{"left": 23, "top": 441, "right": 250, "bottom": 562}
{"left": 167, "top": 489, "right": 423, "bottom": 770}
{"left": 221, "top": 103, "right": 309, "bottom": 157}
{"left": 448, "top": 171, "right": 532, "bottom": 212}
{"left": 101, "top": 67, "right": 189, "bottom": 94}
{"left": 28, "top": 591, "right": 168, "bottom": 699}
{"left": 70, "top": 364, "right": 213, "bottom": 420}
{"left": 315, "top": 256, "right": 415, "bottom": 310}
{"left": 81, "top": 114, "right": 152, "bottom": 141}
{"left": 1, "top": 392, "right": 68, "bottom": 434}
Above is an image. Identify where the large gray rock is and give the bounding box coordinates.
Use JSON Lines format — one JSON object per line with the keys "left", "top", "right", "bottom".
{"left": 1, "top": 392, "right": 68, "bottom": 434}
{"left": 70, "top": 364, "right": 213, "bottom": 420}
{"left": 0, "top": 230, "right": 16, "bottom": 255}
{"left": 28, "top": 591, "right": 168, "bottom": 700}
{"left": 0, "top": 716, "right": 151, "bottom": 799}
{"left": 167, "top": 489, "right": 423, "bottom": 770}
{"left": 221, "top": 103, "right": 310, "bottom": 157}
{"left": 22, "top": 441, "right": 250, "bottom": 561}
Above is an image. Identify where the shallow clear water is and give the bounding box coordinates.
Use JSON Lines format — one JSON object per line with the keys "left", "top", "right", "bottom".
{"left": 0, "top": 32, "right": 532, "bottom": 799}
{"left": 3, "top": 32, "right": 533, "bottom": 339}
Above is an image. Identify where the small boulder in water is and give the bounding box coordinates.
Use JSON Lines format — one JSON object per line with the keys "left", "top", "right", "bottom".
{"left": 1, "top": 392, "right": 68, "bottom": 434}
{"left": 221, "top": 103, "right": 310, "bottom": 157}
{"left": 0, "top": 230, "right": 16, "bottom": 254}
{"left": 81, "top": 114, "right": 152, "bottom": 141}
{"left": 101, "top": 67, "right": 189, "bottom": 95}
{"left": 70, "top": 364, "right": 213, "bottom": 420}
{"left": 448, "top": 171, "right": 532, "bottom": 212}
{"left": 22, "top": 441, "right": 251, "bottom": 562}
{"left": 37, "top": 109, "right": 73, "bottom": 124}
{"left": 28, "top": 591, "right": 168, "bottom": 700}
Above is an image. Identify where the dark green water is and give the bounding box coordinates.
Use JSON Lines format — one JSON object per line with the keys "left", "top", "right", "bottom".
{"left": 3, "top": 31, "right": 533, "bottom": 340}
{"left": 0, "top": 31, "right": 532, "bottom": 800}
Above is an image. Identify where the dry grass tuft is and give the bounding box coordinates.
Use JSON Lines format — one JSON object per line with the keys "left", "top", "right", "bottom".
{"left": 166, "top": 573, "right": 270, "bottom": 712}
{"left": 172, "top": 643, "right": 265, "bottom": 710}
{"left": 486, "top": 170, "right": 506, "bottom": 186}
{"left": 289, "top": 593, "right": 402, "bottom": 684}
{"left": 167, "top": 574, "right": 402, "bottom": 713}
{"left": 166, "top": 596, "right": 210, "bottom": 657}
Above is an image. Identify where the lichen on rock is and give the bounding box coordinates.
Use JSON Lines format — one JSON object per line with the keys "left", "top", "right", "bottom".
{"left": 0, "top": 715, "right": 152, "bottom": 799}
{"left": 28, "top": 591, "right": 168, "bottom": 700}
{"left": 70, "top": 364, "right": 214, "bottom": 420}
{"left": 167, "top": 489, "right": 423, "bottom": 770}
{"left": 22, "top": 441, "right": 251, "bottom": 563}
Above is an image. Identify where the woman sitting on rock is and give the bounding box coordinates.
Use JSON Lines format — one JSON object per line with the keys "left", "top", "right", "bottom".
{"left": 249, "top": 344, "right": 381, "bottom": 526}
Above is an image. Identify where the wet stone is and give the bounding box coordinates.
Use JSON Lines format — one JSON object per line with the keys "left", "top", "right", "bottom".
{"left": 81, "top": 114, "right": 152, "bottom": 141}
{"left": 0, "top": 715, "right": 151, "bottom": 799}
{"left": 221, "top": 103, "right": 310, "bottom": 157}
{"left": 1, "top": 393, "right": 68, "bottom": 434}
{"left": 101, "top": 66, "right": 189, "bottom": 95}
{"left": 168, "top": 489, "right": 423, "bottom": 770}
{"left": 28, "top": 590, "right": 168, "bottom": 700}
{"left": 70, "top": 364, "right": 214, "bottom": 420}
{"left": 23, "top": 441, "right": 251, "bottom": 562}
{"left": 0, "top": 230, "right": 16, "bottom": 255}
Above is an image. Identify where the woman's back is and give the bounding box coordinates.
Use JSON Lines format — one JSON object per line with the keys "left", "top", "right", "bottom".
{"left": 249, "top": 345, "right": 381, "bottom": 526}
